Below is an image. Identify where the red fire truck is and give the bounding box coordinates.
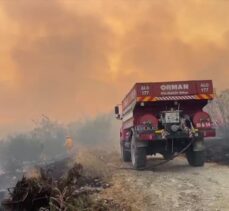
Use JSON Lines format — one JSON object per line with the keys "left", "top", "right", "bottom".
{"left": 115, "top": 80, "right": 215, "bottom": 169}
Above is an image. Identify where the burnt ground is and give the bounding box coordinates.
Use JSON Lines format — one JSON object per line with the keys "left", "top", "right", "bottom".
{"left": 205, "top": 138, "right": 229, "bottom": 165}
{"left": 1, "top": 138, "right": 229, "bottom": 211}
{"left": 1, "top": 154, "right": 130, "bottom": 211}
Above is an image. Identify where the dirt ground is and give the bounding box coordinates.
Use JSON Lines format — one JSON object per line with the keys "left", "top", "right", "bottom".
{"left": 99, "top": 154, "right": 229, "bottom": 211}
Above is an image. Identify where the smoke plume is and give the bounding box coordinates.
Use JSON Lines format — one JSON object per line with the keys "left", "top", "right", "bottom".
{"left": 0, "top": 0, "right": 229, "bottom": 134}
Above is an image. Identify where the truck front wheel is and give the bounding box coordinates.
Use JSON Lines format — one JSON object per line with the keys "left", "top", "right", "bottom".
{"left": 186, "top": 149, "right": 205, "bottom": 167}
{"left": 120, "top": 143, "right": 131, "bottom": 162}
{"left": 131, "top": 137, "right": 146, "bottom": 170}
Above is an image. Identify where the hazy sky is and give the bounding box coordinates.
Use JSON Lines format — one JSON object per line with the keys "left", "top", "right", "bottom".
{"left": 0, "top": 0, "right": 229, "bottom": 135}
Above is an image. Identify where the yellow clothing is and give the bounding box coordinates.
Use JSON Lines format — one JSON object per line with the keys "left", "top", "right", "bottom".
{"left": 65, "top": 137, "right": 74, "bottom": 151}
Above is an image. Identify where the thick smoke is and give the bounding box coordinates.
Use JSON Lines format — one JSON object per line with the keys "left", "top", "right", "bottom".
{"left": 206, "top": 90, "right": 229, "bottom": 138}
{"left": 68, "top": 113, "right": 120, "bottom": 150}
{"left": 0, "top": 1, "right": 229, "bottom": 134}
{"left": 204, "top": 90, "right": 229, "bottom": 163}
{"left": 0, "top": 116, "right": 66, "bottom": 172}
{"left": 0, "top": 113, "right": 120, "bottom": 173}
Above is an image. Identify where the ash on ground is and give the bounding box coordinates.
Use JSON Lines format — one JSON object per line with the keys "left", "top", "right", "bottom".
{"left": 205, "top": 137, "right": 229, "bottom": 164}
{"left": 1, "top": 156, "right": 129, "bottom": 211}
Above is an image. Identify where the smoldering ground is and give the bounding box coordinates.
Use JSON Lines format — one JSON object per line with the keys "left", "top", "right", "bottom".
{"left": 0, "top": 113, "right": 119, "bottom": 177}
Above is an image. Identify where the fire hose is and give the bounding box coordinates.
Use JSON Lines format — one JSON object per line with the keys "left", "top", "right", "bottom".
{"left": 148, "top": 137, "right": 195, "bottom": 168}
{"left": 100, "top": 138, "right": 195, "bottom": 170}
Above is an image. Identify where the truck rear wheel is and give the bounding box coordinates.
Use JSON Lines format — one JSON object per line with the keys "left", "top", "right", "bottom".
{"left": 131, "top": 137, "right": 146, "bottom": 170}
{"left": 186, "top": 149, "right": 205, "bottom": 167}
{"left": 120, "top": 143, "right": 131, "bottom": 162}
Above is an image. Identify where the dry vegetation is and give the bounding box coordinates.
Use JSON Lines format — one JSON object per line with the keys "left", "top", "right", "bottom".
{"left": 1, "top": 155, "right": 129, "bottom": 211}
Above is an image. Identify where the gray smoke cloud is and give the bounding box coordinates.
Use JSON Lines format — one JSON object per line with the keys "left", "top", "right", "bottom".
{"left": 0, "top": 113, "right": 120, "bottom": 175}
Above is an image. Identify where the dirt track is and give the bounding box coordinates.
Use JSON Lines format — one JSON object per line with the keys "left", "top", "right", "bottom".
{"left": 101, "top": 154, "right": 229, "bottom": 211}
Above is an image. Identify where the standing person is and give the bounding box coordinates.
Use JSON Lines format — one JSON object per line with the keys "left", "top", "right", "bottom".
{"left": 64, "top": 136, "right": 74, "bottom": 155}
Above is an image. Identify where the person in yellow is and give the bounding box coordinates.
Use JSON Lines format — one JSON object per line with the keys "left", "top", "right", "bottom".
{"left": 64, "top": 136, "right": 74, "bottom": 154}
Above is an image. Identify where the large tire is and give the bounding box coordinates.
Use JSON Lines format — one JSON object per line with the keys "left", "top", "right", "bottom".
{"left": 120, "top": 143, "right": 131, "bottom": 162}
{"left": 131, "top": 136, "right": 146, "bottom": 170}
{"left": 186, "top": 148, "right": 205, "bottom": 167}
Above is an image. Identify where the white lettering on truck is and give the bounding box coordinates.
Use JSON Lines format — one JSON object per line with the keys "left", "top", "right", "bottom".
{"left": 200, "top": 82, "right": 209, "bottom": 93}
{"left": 160, "top": 84, "right": 189, "bottom": 91}
{"left": 140, "top": 85, "right": 150, "bottom": 95}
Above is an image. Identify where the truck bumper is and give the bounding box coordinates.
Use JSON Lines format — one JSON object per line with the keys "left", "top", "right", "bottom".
{"left": 137, "top": 131, "right": 192, "bottom": 141}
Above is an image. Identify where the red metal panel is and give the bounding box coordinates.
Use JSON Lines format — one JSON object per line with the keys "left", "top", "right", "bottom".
{"left": 136, "top": 81, "right": 195, "bottom": 97}
{"left": 122, "top": 80, "right": 213, "bottom": 110}
{"left": 122, "top": 85, "right": 137, "bottom": 111}
{"left": 136, "top": 80, "right": 213, "bottom": 97}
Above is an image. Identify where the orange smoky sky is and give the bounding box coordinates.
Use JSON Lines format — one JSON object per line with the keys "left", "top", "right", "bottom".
{"left": 0, "top": 0, "right": 229, "bottom": 135}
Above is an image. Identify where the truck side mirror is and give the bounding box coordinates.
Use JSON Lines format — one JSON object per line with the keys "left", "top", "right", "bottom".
{"left": 114, "top": 106, "right": 121, "bottom": 119}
